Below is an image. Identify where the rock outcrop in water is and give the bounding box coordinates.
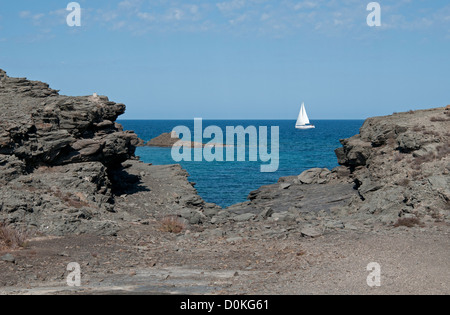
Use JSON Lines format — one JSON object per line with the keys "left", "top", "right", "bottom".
{"left": 145, "top": 132, "right": 181, "bottom": 147}
{"left": 145, "top": 131, "right": 228, "bottom": 148}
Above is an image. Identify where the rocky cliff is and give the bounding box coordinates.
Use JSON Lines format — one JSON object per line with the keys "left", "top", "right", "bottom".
{"left": 0, "top": 69, "right": 143, "bottom": 235}
{"left": 226, "top": 106, "right": 450, "bottom": 231}
{"left": 0, "top": 69, "right": 139, "bottom": 166}
{"left": 0, "top": 69, "right": 211, "bottom": 236}
{"left": 334, "top": 107, "right": 450, "bottom": 225}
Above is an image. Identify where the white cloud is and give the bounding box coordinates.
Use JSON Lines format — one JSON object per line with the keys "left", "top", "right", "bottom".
{"left": 19, "top": 11, "right": 45, "bottom": 25}
{"left": 229, "top": 14, "right": 247, "bottom": 25}
{"left": 189, "top": 5, "right": 199, "bottom": 15}
{"left": 166, "top": 8, "right": 184, "bottom": 21}
{"left": 14, "top": 1, "right": 450, "bottom": 39}
{"left": 293, "top": 1, "right": 319, "bottom": 11}
{"left": 118, "top": 0, "right": 143, "bottom": 11}
{"left": 112, "top": 20, "right": 127, "bottom": 30}
{"left": 217, "top": 0, "right": 246, "bottom": 13}
{"left": 260, "top": 13, "right": 270, "bottom": 21}
{"left": 137, "top": 12, "right": 155, "bottom": 22}
{"left": 19, "top": 11, "right": 31, "bottom": 18}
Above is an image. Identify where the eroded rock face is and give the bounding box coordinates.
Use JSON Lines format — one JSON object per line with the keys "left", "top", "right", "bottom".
{"left": 0, "top": 69, "right": 139, "bottom": 235}
{"left": 0, "top": 155, "right": 26, "bottom": 184}
{"left": 0, "top": 162, "right": 118, "bottom": 235}
{"left": 334, "top": 107, "right": 450, "bottom": 224}
{"left": 227, "top": 107, "right": 449, "bottom": 229}
{"left": 0, "top": 72, "right": 138, "bottom": 166}
{"left": 298, "top": 168, "right": 331, "bottom": 184}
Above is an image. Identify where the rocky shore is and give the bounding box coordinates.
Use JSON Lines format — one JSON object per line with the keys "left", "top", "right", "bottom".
{"left": 0, "top": 69, "right": 206, "bottom": 236}
{"left": 225, "top": 106, "right": 450, "bottom": 231}
{"left": 1, "top": 69, "right": 449, "bottom": 294}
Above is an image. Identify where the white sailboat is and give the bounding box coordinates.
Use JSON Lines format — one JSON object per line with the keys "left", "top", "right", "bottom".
{"left": 295, "top": 102, "right": 315, "bottom": 130}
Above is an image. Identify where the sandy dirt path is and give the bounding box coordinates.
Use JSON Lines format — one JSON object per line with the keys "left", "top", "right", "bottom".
{"left": 1, "top": 224, "right": 448, "bottom": 295}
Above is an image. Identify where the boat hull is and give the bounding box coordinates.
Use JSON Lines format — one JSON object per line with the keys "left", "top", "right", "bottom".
{"left": 296, "top": 125, "right": 315, "bottom": 130}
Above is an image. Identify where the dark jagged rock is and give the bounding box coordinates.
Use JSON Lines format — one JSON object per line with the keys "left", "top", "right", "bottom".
{"left": 0, "top": 71, "right": 138, "bottom": 167}
{"left": 0, "top": 154, "right": 26, "bottom": 184}
{"left": 0, "top": 69, "right": 209, "bottom": 236}
{"left": 298, "top": 168, "right": 331, "bottom": 184}
{"left": 226, "top": 107, "right": 449, "bottom": 229}
{"left": 0, "top": 69, "right": 139, "bottom": 166}
{"left": 339, "top": 108, "right": 450, "bottom": 225}
{"left": 0, "top": 69, "right": 140, "bottom": 235}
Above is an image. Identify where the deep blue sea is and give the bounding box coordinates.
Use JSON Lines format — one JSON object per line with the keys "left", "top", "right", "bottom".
{"left": 119, "top": 120, "right": 363, "bottom": 208}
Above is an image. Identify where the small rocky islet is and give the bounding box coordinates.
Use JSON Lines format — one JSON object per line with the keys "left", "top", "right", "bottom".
{"left": 0, "top": 69, "right": 449, "bottom": 294}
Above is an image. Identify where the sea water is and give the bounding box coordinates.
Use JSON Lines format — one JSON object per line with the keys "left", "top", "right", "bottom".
{"left": 119, "top": 120, "right": 363, "bottom": 208}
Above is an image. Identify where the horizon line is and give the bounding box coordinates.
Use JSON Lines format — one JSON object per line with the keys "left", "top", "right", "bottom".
{"left": 118, "top": 118, "right": 367, "bottom": 121}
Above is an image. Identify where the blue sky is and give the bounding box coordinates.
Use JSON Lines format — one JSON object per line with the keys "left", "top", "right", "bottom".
{"left": 0, "top": 0, "right": 449, "bottom": 119}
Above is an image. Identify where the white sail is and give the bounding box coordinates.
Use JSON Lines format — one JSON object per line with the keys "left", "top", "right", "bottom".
{"left": 296, "top": 102, "right": 315, "bottom": 129}
{"left": 301, "top": 103, "right": 310, "bottom": 125}
{"left": 296, "top": 103, "right": 310, "bottom": 126}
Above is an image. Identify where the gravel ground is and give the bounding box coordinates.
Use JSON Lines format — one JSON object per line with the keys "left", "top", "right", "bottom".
{"left": 1, "top": 222, "right": 448, "bottom": 295}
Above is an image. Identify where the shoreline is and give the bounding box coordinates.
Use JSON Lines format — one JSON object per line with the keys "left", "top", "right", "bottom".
{"left": 1, "top": 69, "right": 448, "bottom": 295}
